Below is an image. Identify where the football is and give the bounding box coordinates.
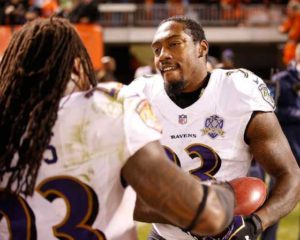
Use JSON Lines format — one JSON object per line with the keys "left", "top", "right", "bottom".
{"left": 229, "top": 177, "right": 267, "bottom": 216}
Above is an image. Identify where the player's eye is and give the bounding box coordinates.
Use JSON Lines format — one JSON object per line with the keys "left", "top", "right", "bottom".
{"left": 169, "top": 42, "right": 181, "bottom": 48}
{"left": 153, "top": 47, "right": 161, "bottom": 56}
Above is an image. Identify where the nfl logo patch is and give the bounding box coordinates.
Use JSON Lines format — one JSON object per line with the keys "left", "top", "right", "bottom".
{"left": 178, "top": 114, "right": 187, "bottom": 125}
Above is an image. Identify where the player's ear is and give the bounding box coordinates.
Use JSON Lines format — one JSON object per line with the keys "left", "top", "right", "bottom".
{"left": 198, "top": 40, "right": 209, "bottom": 58}
{"left": 73, "top": 57, "right": 91, "bottom": 90}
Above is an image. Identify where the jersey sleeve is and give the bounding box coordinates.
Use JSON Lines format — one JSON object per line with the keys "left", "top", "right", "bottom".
{"left": 128, "top": 75, "right": 162, "bottom": 99}
{"left": 221, "top": 69, "right": 275, "bottom": 113}
{"left": 128, "top": 77, "right": 147, "bottom": 93}
{"left": 119, "top": 86, "right": 162, "bottom": 156}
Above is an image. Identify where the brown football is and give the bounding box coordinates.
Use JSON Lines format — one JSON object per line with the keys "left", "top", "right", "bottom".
{"left": 229, "top": 177, "right": 267, "bottom": 216}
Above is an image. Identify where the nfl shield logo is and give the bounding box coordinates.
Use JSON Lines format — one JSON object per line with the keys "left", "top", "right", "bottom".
{"left": 178, "top": 114, "right": 187, "bottom": 125}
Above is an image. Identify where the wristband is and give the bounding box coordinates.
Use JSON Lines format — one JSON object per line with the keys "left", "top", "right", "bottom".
{"left": 183, "top": 184, "right": 208, "bottom": 232}
{"left": 250, "top": 213, "right": 263, "bottom": 235}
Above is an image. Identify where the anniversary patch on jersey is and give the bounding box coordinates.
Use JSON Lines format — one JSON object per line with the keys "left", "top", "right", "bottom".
{"left": 178, "top": 114, "right": 187, "bottom": 125}
{"left": 136, "top": 99, "right": 162, "bottom": 132}
{"left": 258, "top": 83, "right": 275, "bottom": 108}
{"left": 201, "top": 115, "right": 225, "bottom": 139}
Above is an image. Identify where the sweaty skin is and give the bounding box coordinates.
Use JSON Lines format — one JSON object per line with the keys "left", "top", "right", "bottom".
{"left": 246, "top": 111, "right": 300, "bottom": 229}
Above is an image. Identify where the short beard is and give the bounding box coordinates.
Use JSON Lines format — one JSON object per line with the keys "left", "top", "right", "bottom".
{"left": 164, "top": 80, "right": 185, "bottom": 98}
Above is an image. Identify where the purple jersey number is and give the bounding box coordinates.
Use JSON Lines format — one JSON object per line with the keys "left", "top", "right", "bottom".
{"left": 0, "top": 176, "right": 106, "bottom": 240}
{"left": 163, "top": 143, "right": 244, "bottom": 240}
{"left": 163, "top": 143, "right": 221, "bottom": 180}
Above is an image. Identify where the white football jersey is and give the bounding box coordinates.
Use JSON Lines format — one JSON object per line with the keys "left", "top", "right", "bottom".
{"left": 129, "top": 69, "right": 275, "bottom": 240}
{"left": 0, "top": 82, "right": 162, "bottom": 240}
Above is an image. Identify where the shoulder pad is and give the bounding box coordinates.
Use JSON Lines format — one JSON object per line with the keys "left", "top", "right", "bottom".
{"left": 87, "top": 82, "right": 124, "bottom": 100}
{"left": 143, "top": 73, "right": 154, "bottom": 78}
{"left": 225, "top": 68, "right": 255, "bottom": 79}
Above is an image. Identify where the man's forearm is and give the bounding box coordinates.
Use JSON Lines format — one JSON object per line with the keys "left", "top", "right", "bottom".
{"left": 134, "top": 196, "right": 172, "bottom": 224}
{"left": 255, "top": 171, "right": 300, "bottom": 230}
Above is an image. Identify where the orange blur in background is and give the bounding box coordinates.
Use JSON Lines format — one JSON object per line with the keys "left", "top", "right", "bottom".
{"left": 0, "top": 23, "right": 103, "bottom": 70}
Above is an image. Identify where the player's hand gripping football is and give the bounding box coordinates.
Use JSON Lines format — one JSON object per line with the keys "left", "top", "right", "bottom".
{"left": 206, "top": 177, "right": 266, "bottom": 240}
{"left": 229, "top": 214, "right": 263, "bottom": 240}
{"left": 182, "top": 177, "right": 267, "bottom": 240}
{"left": 227, "top": 177, "right": 266, "bottom": 240}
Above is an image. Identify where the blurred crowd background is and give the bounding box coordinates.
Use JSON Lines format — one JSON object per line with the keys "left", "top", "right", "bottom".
{"left": 0, "top": 0, "right": 291, "bottom": 26}
{"left": 0, "top": 0, "right": 299, "bottom": 85}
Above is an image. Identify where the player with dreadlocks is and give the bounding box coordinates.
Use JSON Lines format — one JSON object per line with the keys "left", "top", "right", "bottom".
{"left": 0, "top": 17, "right": 96, "bottom": 197}
{"left": 0, "top": 18, "right": 235, "bottom": 239}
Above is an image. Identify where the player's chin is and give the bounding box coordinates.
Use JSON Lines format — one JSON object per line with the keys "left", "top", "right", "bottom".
{"left": 164, "top": 79, "right": 185, "bottom": 97}
{"left": 162, "top": 70, "right": 181, "bottom": 81}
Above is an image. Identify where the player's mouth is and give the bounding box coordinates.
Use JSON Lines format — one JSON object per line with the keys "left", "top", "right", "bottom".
{"left": 160, "top": 65, "right": 179, "bottom": 74}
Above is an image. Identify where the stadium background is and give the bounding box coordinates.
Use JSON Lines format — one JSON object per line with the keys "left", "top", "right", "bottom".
{"left": 0, "top": 1, "right": 299, "bottom": 239}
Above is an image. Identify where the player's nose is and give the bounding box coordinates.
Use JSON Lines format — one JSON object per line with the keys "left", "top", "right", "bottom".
{"left": 158, "top": 47, "right": 172, "bottom": 62}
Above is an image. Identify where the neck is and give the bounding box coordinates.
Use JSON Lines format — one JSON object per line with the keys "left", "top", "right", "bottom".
{"left": 168, "top": 72, "right": 211, "bottom": 108}
{"left": 183, "top": 71, "right": 208, "bottom": 93}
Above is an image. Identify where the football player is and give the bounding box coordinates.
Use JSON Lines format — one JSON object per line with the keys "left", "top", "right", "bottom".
{"left": 129, "top": 16, "right": 300, "bottom": 240}
{"left": 0, "top": 18, "right": 235, "bottom": 239}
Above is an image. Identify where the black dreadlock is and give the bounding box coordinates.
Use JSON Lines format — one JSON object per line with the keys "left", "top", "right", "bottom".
{"left": 0, "top": 17, "right": 96, "bottom": 196}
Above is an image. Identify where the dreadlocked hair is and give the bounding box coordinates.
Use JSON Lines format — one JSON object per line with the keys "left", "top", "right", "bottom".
{"left": 0, "top": 17, "right": 96, "bottom": 196}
